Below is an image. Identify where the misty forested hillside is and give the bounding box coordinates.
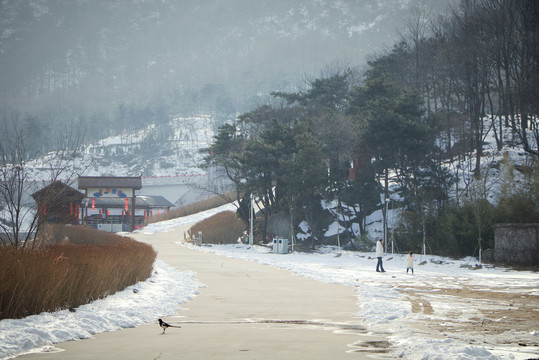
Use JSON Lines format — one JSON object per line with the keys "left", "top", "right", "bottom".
{"left": 0, "top": 0, "right": 449, "bottom": 151}
{"left": 0, "top": 0, "right": 538, "bottom": 259}
{"left": 203, "top": 0, "right": 538, "bottom": 256}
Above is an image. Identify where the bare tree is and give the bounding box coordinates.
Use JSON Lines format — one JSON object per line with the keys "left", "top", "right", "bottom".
{"left": 398, "top": 0, "right": 431, "bottom": 92}
{"left": 0, "top": 113, "right": 88, "bottom": 248}
{"left": 510, "top": 0, "right": 539, "bottom": 156}
{"left": 462, "top": 160, "right": 498, "bottom": 263}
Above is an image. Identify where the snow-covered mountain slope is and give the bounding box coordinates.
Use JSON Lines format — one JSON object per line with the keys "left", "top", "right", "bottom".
{"left": 303, "top": 118, "right": 536, "bottom": 244}
{"left": 26, "top": 115, "right": 217, "bottom": 182}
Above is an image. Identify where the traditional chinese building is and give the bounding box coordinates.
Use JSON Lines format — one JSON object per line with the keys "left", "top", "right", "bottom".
{"left": 78, "top": 176, "right": 142, "bottom": 232}
{"left": 31, "top": 181, "right": 84, "bottom": 225}
{"left": 81, "top": 194, "right": 174, "bottom": 232}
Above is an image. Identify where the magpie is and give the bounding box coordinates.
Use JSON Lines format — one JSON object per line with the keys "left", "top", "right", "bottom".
{"left": 158, "top": 318, "right": 181, "bottom": 334}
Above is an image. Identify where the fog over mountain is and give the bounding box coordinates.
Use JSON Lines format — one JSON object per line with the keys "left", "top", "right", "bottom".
{"left": 0, "top": 0, "right": 450, "bottom": 144}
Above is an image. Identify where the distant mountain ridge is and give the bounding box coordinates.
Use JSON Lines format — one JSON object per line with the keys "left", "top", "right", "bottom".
{"left": 0, "top": 0, "right": 450, "bottom": 113}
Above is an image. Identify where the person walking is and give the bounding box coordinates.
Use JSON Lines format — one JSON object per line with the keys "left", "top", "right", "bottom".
{"left": 376, "top": 239, "right": 385, "bottom": 272}
{"left": 406, "top": 251, "right": 414, "bottom": 274}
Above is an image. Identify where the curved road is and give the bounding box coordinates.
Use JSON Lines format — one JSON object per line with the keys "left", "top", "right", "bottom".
{"left": 21, "top": 224, "right": 390, "bottom": 360}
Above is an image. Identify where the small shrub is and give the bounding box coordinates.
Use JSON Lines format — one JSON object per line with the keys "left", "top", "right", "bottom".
{"left": 189, "top": 211, "right": 246, "bottom": 244}
{"left": 353, "top": 233, "right": 374, "bottom": 251}
{"left": 495, "top": 191, "right": 539, "bottom": 223}
{"left": 0, "top": 225, "right": 156, "bottom": 320}
{"left": 146, "top": 191, "right": 236, "bottom": 224}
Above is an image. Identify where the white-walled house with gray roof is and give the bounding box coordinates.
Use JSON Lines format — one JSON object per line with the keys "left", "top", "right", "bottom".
{"left": 77, "top": 176, "right": 173, "bottom": 232}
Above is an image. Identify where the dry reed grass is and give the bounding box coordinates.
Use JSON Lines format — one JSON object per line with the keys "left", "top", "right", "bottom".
{"left": 0, "top": 225, "right": 156, "bottom": 320}
{"left": 189, "top": 211, "right": 246, "bottom": 244}
{"left": 145, "top": 192, "right": 236, "bottom": 224}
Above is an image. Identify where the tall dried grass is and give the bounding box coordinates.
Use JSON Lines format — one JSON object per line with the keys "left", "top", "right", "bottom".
{"left": 146, "top": 192, "right": 236, "bottom": 224}
{"left": 189, "top": 211, "right": 246, "bottom": 244}
{"left": 0, "top": 225, "right": 156, "bottom": 320}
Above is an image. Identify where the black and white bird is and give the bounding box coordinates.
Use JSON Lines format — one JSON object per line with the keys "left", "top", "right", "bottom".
{"left": 158, "top": 318, "right": 181, "bottom": 334}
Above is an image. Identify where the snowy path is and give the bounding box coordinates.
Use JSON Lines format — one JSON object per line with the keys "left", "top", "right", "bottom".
{"left": 2, "top": 203, "right": 538, "bottom": 359}
{"left": 17, "top": 222, "right": 387, "bottom": 360}
{"left": 186, "top": 244, "right": 538, "bottom": 360}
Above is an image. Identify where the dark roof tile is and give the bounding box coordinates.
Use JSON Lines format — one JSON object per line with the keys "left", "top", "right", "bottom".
{"left": 78, "top": 176, "right": 142, "bottom": 190}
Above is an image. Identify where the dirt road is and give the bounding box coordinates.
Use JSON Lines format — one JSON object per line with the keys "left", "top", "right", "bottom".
{"left": 21, "top": 225, "right": 390, "bottom": 360}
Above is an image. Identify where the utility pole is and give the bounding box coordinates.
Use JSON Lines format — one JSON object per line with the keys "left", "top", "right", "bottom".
{"left": 384, "top": 198, "right": 390, "bottom": 252}
{"left": 249, "top": 193, "right": 254, "bottom": 245}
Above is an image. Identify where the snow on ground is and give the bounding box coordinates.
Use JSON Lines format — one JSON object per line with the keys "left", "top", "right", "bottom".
{"left": 141, "top": 204, "right": 539, "bottom": 360}
{"left": 137, "top": 202, "right": 239, "bottom": 235}
{"left": 0, "top": 261, "right": 203, "bottom": 359}
{"left": 1, "top": 203, "right": 537, "bottom": 359}
{"left": 178, "top": 242, "right": 538, "bottom": 360}
{"left": 0, "top": 204, "right": 236, "bottom": 360}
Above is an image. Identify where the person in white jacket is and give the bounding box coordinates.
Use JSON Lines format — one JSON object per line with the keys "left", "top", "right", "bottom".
{"left": 376, "top": 239, "right": 385, "bottom": 272}
{"left": 406, "top": 251, "right": 414, "bottom": 274}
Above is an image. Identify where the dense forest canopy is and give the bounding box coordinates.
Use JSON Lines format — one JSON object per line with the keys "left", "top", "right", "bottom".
{"left": 205, "top": 0, "right": 539, "bottom": 256}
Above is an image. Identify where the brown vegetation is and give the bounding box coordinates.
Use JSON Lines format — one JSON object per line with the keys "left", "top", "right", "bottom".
{"left": 0, "top": 225, "right": 156, "bottom": 320}
{"left": 189, "top": 211, "right": 246, "bottom": 244}
{"left": 145, "top": 191, "right": 236, "bottom": 224}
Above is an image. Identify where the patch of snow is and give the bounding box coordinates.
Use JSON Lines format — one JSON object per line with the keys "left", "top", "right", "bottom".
{"left": 0, "top": 261, "right": 203, "bottom": 359}
{"left": 1, "top": 203, "right": 538, "bottom": 359}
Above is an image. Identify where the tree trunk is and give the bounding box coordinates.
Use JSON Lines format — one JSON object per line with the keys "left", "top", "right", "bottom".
{"left": 288, "top": 196, "right": 296, "bottom": 250}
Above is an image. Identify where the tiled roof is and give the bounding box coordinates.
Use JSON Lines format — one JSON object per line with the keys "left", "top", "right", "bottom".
{"left": 78, "top": 176, "right": 142, "bottom": 190}
{"left": 82, "top": 195, "right": 174, "bottom": 209}
{"left": 31, "top": 181, "right": 85, "bottom": 201}
{"left": 137, "top": 195, "right": 175, "bottom": 207}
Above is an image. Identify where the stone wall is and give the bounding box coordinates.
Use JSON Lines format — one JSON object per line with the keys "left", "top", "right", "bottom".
{"left": 485, "top": 223, "right": 539, "bottom": 266}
